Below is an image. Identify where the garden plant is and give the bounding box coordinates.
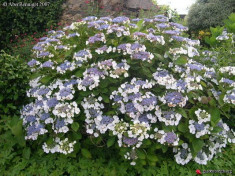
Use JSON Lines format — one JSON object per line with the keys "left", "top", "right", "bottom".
{"left": 19, "top": 15, "right": 235, "bottom": 168}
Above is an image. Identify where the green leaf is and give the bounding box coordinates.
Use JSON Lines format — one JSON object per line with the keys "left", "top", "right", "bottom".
{"left": 209, "top": 108, "right": 220, "bottom": 127}
{"left": 175, "top": 56, "right": 188, "bottom": 65}
{"left": 81, "top": 149, "right": 92, "bottom": 159}
{"left": 0, "top": 95, "right": 3, "bottom": 102}
{"left": 74, "top": 69, "right": 84, "bottom": 77}
{"left": 192, "top": 139, "right": 204, "bottom": 154}
{"left": 136, "top": 19, "right": 144, "bottom": 31}
{"left": 71, "top": 122, "right": 79, "bottom": 132}
{"left": 153, "top": 53, "right": 164, "bottom": 61}
{"left": 162, "top": 145, "right": 168, "bottom": 153}
{"left": 40, "top": 76, "right": 51, "bottom": 84}
{"left": 100, "top": 80, "right": 108, "bottom": 88}
{"left": 200, "top": 81, "right": 207, "bottom": 88}
{"left": 143, "top": 139, "right": 151, "bottom": 146}
{"left": 137, "top": 149, "right": 146, "bottom": 160}
{"left": 147, "top": 155, "right": 158, "bottom": 162}
{"left": 11, "top": 121, "right": 23, "bottom": 137}
{"left": 155, "top": 143, "right": 162, "bottom": 149}
{"left": 177, "top": 109, "right": 188, "bottom": 118}
{"left": 178, "top": 123, "right": 188, "bottom": 133}
{"left": 30, "top": 73, "right": 41, "bottom": 80}
{"left": 107, "top": 137, "right": 115, "bottom": 147}
{"left": 102, "top": 95, "right": 110, "bottom": 103}
{"left": 72, "top": 132, "right": 82, "bottom": 140}
{"left": 211, "top": 126, "right": 223, "bottom": 133}
{"left": 23, "top": 147, "right": 31, "bottom": 159}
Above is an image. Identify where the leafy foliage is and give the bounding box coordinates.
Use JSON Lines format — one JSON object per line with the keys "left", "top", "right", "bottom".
{"left": 19, "top": 15, "right": 235, "bottom": 168}
{"left": 0, "top": 51, "right": 30, "bottom": 116}
{"left": 0, "top": 0, "right": 64, "bottom": 50}
{"left": 187, "top": 0, "right": 235, "bottom": 31}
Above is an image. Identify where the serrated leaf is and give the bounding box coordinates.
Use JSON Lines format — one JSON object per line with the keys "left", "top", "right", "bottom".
{"left": 81, "top": 149, "right": 92, "bottom": 158}
{"left": 71, "top": 122, "right": 79, "bottom": 132}
{"left": 107, "top": 137, "right": 115, "bottom": 147}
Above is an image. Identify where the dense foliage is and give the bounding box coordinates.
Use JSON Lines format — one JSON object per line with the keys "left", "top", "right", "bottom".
{"left": 0, "top": 51, "right": 30, "bottom": 117}
{"left": 20, "top": 15, "right": 235, "bottom": 167}
{"left": 1, "top": 145, "right": 234, "bottom": 176}
{"left": 0, "top": 0, "right": 64, "bottom": 50}
{"left": 187, "top": 0, "right": 235, "bottom": 32}
{"left": 0, "top": 51, "right": 30, "bottom": 171}
{"left": 0, "top": 50, "right": 234, "bottom": 174}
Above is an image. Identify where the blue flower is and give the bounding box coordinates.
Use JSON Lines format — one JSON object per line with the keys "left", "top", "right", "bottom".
{"left": 42, "top": 61, "right": 54, "bottom": 68}
{"left": 112, "top": 16, "right": 129, "bottom": 23}
{"left": 26, "top": 115, "right": 36, "bottom": 122}
{"left": 38, "top": 88, "right": 50, "bottom": 95}
{"left": 28, "top": 59, "right": 37, "bottom": 67}
{"left": 100, "top": 116, "right": 114, "bottom": 124}
{"left": 55, "top": 119, "right": 65, "bottom": 129}
{"left": 125, "top": 103, "right": 137, "bottom": 113}
{"left": 164, "top": 132, "right": 177, "bottom": 144}
{"left": 82, "top": 77, "right": 94, "bottom": 86}
{"left": 138, "top": 114, "right": 150, "bottom": 123}
{"left": 40, "top": 113, "right": 50, "bottom": 121}
{"left": 123, "top": 136, "right": 138, "bottom": 145}
{"left": 164, "top": 30, "right": 181, "bottom": 35}
{"left": 47, "top": 98, "right": 58, "bottom": 108}
{"left": 59, "top": 88, "right": 72, "bottom": 97}
{"left": 38, "top": 52, "right": 50, "bottom": 57}
{"left": 194, "top": 122, "right": 205, "bottom": 132}
{"left": 165, "top": 92, "right": 184, "bottom": 104}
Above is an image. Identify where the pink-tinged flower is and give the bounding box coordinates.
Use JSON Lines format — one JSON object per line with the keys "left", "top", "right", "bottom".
{"left": 46, "top": 29, "right": 48, "bottom": 31}
{"left": 99, "top": 6, "right": 104, "bottom": 9}
{"left": 85, "top": 0, "right": 90, "bottom": 4}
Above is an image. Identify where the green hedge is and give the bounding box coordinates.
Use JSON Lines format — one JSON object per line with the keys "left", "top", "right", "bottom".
{"left": 187, "top": 0, "right": 235, "bottom": 32}
{"left": 0, "top": 0, "right": 64, "bottom": 49}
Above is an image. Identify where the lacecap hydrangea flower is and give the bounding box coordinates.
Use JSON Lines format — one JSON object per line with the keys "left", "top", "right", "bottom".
{"left": 21, "top": 15, "right": 235, "bottom": 165}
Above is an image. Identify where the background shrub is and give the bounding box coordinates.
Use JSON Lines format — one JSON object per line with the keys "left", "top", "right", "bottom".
{"left": 0, "top": 51, "right": 30, "bottom": 168}
{"left": 187, "top": 0, "right": 235, "bottom": 32}
{"left": 0, "top": 0, "right": 64, "bottom": 50}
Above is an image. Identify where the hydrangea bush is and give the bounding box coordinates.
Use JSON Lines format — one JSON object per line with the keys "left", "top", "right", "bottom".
{"left": 21, "top": 15, "right": 235, "bottom": 166}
